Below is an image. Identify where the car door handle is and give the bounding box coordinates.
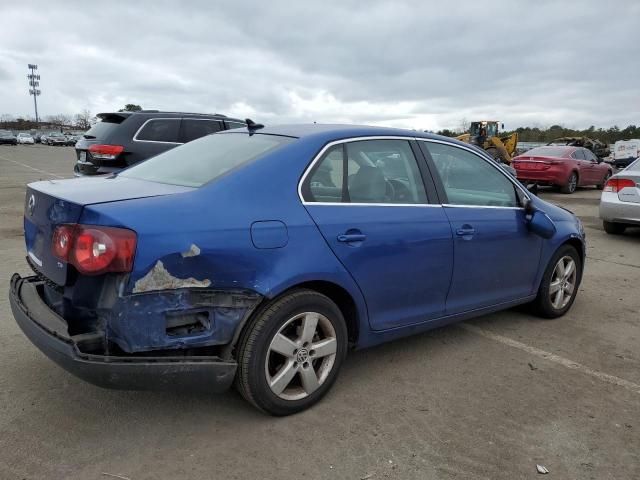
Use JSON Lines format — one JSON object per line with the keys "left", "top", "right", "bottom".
{"left": 337, "top": 233, "right": 367, "bottom": 243}
{"left": 456, "top": 226, "right": 475, "bottom": 236}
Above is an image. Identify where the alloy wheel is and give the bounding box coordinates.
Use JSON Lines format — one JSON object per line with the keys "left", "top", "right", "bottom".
{"left": 568, "top": 174, "right": 577, "bottom": 193}
{"left": 549, "top": 255, "right": 577, "bottom": 309}
{"left": 265, "top": 312, "right": 337, "bottom": 401}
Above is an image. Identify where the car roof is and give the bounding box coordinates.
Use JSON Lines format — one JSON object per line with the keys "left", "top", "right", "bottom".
{"left": 96, "top": 111, "right": 243, "bottom": 122}
{"left": 232, "top": 123, "right": 459, "bottom": 144}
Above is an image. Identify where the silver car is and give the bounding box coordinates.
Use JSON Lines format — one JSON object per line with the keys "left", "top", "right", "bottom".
{"left": 599, "top": 158, "right": 640, "bottom": 234}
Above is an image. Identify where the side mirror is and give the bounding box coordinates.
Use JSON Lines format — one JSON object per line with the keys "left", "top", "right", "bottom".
{"left": 527, "top": 209, "right": 557, "bottom": 239}
{"left": 501, "top": 123, "right": 505, "bottom": 130}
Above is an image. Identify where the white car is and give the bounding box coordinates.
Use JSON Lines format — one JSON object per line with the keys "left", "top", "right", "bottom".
{"left": 599, "top": 158, "right": 640, "bottom": 234}
{"left": 17, "top": 133, "right": 35, "bottom": 145}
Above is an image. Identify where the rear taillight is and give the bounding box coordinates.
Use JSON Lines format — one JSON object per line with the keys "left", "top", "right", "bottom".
{"left": 604, "top": 178, "right": 636, "bottom": 193}
{"left": 51, "top": 224, "right": 136, "bottom": 275}
{"left": 88, "top": 144, "right": 124, "bottom": 160}
{"left": 52, "top": 225, "right": 74, "bottom": 260}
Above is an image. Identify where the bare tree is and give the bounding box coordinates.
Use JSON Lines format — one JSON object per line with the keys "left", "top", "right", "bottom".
{"left": 458, "top": 117, "right": 470, "bottom": 134}
{"left": 0, "top": 113, "right": 16, "bottom": 127}
{"left": 74, "top": 109, "right": 92, "bottom": 130}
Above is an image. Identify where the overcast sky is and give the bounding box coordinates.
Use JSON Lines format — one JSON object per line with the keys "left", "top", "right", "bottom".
{"left": 0, "top": 0, "right": 638, "bottom": 131}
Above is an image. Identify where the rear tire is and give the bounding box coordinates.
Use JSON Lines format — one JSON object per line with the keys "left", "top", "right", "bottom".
{"left": 235, "top": 289, "right": 348, "bottom": 416}
{"left": 603, "top": 221, "right": 626, "bottom": 235}
{"left": 530, "top": 245, "right": 581, "bottom": 318}
{"left": 561, "top": 172, "right": 578, "bottom": 194}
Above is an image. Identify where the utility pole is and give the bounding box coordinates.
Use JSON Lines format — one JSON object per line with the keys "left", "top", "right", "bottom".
{"left": 27, "top": 64, "right": 41, "bottom": 124}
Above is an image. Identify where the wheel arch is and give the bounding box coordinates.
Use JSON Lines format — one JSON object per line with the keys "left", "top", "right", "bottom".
{"left": 290, "top": 280, "right": 360, "bottom": 346}
{"left": 570, "top": 169, "right": 579, "bottom": 181}
{"left": 556, "top": 235, "right": 586, "bottom": 285}
{"left": 226, "top": 279, "right": 364, "bottom": 360}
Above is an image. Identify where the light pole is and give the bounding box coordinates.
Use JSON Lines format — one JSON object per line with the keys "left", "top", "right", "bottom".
{"left": 27, "top": 64, "right": 41, "bottom": 124}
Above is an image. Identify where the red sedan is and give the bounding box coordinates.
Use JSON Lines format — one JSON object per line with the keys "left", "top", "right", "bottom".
{"left": 512, "top": 146, "right": 613, "bottom": 194}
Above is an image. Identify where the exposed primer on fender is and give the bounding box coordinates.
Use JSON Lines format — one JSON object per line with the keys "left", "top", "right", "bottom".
{"left": 181, "top": 244, "right": 201, "bottom": 258}
{"left": 133, "top": 260, "right": 211, "bottom": 293}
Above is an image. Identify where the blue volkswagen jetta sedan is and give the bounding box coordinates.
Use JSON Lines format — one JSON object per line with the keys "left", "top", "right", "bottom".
{"left": 10, "top": 124, "right": 585, "bottom": 415}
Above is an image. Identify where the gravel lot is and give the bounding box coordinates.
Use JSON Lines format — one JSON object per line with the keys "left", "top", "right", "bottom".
{"left": 1, "top": 145, "right": 638, "bottom": 480}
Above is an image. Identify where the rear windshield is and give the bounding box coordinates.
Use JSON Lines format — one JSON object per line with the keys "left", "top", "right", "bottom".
{"left": 625, "top": 158, "right": 640, "bottom": 172}
{"left": 524, "top": 146, "right": 569, "bottom": 157}
{"left": 120, "top": 132, "right": 294, "bottom": 187}
{"left": 83, "top": 114, "right": 128, "bottom": 139}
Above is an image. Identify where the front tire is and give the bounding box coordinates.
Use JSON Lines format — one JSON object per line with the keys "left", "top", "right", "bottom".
{"left": 235, "top": 289, "right": 348, "bottom": 416}
{"left": 531, "top": 245, "right": 581, "bottom": 318}
{"left": 603, "top": 221, "right": 626, "bottom": 235}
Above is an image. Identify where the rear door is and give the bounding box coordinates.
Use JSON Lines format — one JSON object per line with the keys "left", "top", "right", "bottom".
{"left": 418, "top": 140, "right": 542, "bottom": 314}
{"left": 301, "top": 138, "right": 453, "bottom": 330}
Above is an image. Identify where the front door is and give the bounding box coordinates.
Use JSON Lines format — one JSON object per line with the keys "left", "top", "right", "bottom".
{"left": 300, "top": 138, "right": 453, "bottom": 330}
{"left": 418, "top": 141, "right": 542, "bottom": 314}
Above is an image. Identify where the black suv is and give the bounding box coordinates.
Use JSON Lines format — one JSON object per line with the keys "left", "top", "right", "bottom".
{"left": 74, "top": 111, "right": 246, "bottom": 175}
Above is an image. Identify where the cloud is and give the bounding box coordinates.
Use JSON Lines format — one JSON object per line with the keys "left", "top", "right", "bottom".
{"left": 0, "top": 0, "right": 638, "bottom": 130}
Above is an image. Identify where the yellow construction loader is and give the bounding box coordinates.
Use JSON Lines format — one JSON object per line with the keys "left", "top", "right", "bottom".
{"left": 456, "top": 121, "right": 518, "bottom": 164}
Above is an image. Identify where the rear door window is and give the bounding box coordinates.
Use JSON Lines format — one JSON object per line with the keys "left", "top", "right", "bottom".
{"left": 180, "top": 119, "right": 223, "bottom": 143}
{"left": 303, "top": 139, "right": 428, "bottom": 204}
{"left": 135, "top": 119, "right": 181, "bottom": 143}
{"left": 571, "top": 149, "right": 586, "bottom": 160}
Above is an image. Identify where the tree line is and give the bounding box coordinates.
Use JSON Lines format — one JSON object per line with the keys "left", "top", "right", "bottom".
{"left": 0, "top": 105, "right": 143, "bottom": 131}
{"left": 0, "top": 110, "right": 93, "bottom": 130}
{"left": 435, "top": 124, "right": 640, "bottom": 145}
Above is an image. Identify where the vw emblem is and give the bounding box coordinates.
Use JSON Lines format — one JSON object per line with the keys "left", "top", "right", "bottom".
{"left": 296, "top": 348, "right": 309, "bottom": 364}
{"left": 27, "top": 194, "right": 36, "bottom": 216}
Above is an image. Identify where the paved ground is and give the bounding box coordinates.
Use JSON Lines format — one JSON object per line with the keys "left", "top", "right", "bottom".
{"left": 0, "top": 145, "right": 638, "bottom": 480}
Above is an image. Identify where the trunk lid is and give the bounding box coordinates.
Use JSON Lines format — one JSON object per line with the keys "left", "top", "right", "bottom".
{"left": 24, "top": 176, "right": 193, "bottom": 285}
{"left": 617, "top": 174, "right": 640, "bottom": 203}
{"left": 513, "top": 155, "right": 561, "bottom": 171}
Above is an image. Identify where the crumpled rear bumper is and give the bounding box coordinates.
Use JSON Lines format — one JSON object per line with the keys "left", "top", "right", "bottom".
{"left": 9, "top": 274, "right": 237, "bottom": 392}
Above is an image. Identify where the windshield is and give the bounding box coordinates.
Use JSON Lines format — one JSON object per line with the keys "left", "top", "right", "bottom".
{"left": 121, "top": 132, "right": 295, "bottom": 187}
{"left": 524, "top": 146, "right": 569, "bottom": 157}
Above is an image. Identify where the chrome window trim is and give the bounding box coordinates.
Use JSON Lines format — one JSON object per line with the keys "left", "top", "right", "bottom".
{"left": 132, "top": 118, "right": 183, "bottom": 145}
{"left": 298, "top": 135, "right": 432, "bottom": 206}
{"left": 307, "top": 202, "right": 443, "bottom": 208}
{"left": 442, "top": 204, "right": 524, "bottom": 210}
{"left": 298, "top": 135, "right": 531, "bottom": 208}
{"left": 415, "top": 138, "right": 531, "bottom": 207}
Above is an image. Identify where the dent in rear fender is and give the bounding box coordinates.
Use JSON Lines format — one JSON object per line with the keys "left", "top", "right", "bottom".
{"left": 106, "top": 288, "right": 262, "bottom": 353}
